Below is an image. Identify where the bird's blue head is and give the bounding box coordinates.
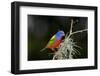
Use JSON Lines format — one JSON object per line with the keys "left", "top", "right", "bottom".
{"left": 56, "top": 31, "right": 65, "bottom": 40}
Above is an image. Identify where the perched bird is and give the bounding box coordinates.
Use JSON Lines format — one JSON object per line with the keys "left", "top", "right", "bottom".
{"left": 40, "top": 31, "right": 65, "bottom": 52}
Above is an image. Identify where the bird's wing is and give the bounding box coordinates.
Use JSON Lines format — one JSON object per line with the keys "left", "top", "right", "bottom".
{"left": 47, "top": 35, "right": 56, "bottom": 46}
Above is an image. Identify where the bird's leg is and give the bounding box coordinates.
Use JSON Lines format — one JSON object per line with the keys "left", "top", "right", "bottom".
{"left": 57, "top": 44, "right": 62, "bottom": 49}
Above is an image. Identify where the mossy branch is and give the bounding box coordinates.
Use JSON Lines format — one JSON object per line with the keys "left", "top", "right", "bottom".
{"left": 52, "top": 19, "right": 87, "bottom": 60}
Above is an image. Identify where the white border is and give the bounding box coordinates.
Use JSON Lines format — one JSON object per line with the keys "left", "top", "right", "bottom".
{"left": 20, "top": 6, "right": 95, "bottom": 70}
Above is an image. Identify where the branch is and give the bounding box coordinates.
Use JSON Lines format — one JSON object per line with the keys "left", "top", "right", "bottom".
{"left": 52, "top": 19, "right": 87, "bottom": 60}
{"left": 70, "top": 29, "right": 87, "bottom": 36}
{"left": 65, "top": 19, "right": 74, "bottom": 38}
{"left": 70, "top": 19, "right": 73, "bottom": 34}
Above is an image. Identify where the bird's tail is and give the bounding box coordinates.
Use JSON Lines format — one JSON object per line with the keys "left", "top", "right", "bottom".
{"left": 40, "top": 47, "right": 47, "bottom": 52}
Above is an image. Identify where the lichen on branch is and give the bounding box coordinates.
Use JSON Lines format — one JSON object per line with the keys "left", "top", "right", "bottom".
{"left": 53, "top": 19, "right": 87, "bottom": 60}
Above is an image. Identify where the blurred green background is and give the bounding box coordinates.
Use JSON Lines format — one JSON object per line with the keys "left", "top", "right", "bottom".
{"left": 28, "top": 15, "right": 88, "bottom": 61}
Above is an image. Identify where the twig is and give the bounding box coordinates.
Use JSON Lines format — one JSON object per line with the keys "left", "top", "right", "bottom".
{"left": 65, "top": 19, "right": 74, "bottom": 39}
{"left": 70, "top": 29, "right": 87, "bottom": 37}
{"left": 66, "top": 19, "right": 87, "bottom": 39}
{"left": 70, "top": 19, "right": 73, "bottom": 34}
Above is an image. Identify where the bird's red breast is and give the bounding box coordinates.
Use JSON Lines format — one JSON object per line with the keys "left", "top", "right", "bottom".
{"left": 47, "top": 37, "right": 62, "bottom": 49}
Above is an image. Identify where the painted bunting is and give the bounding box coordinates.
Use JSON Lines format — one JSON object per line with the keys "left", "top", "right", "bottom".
{"left": 40, "top": 31, "right": 65, "bottom": 52}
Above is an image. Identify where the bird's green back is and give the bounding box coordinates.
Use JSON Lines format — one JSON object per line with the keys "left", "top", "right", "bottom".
{"left": 47, "top": 35, "right": 56, "bottom": 46}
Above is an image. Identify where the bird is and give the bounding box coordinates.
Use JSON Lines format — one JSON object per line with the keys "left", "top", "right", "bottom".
{"left": 40, "top": 31, "right": 65, "bottom": 52}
